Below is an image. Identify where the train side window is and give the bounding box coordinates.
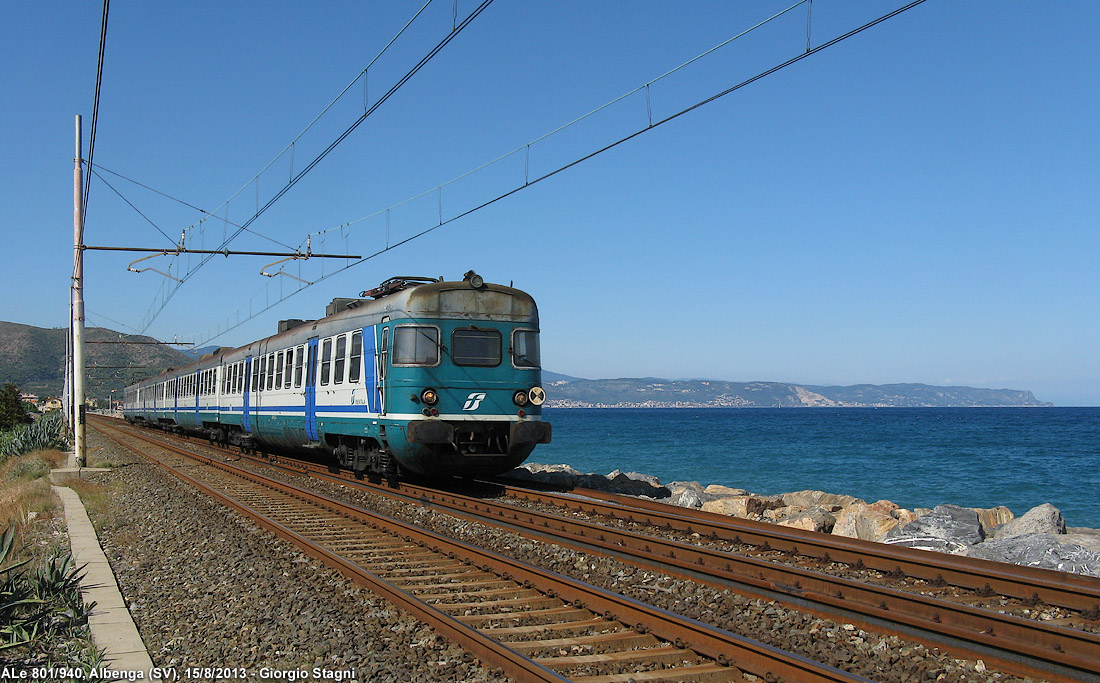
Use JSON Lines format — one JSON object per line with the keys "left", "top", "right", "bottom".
{"left": 393, "top": 326, "right": 440, "bottom": 366}
{"left": 283, "top": 350, "right": 292, "bottom": 389}
{"left": 260, "top": 356, "right": 268, "bottom": 392}
{"left": 452, "top": 327, "right": 501, "bottom": 367}
{"left": 512, "top": 329, "right": 540, "bottom": 368}
{"left": 334, "top": 334, "right": 347, "bottom": 384}
{"left": 294, "top": 345, "right": 304, "bottom": 388}
{"left": 349, "top": 331, "right": 362, "bottom": 383}
{"left": 275, "top": 351, "right": 285, "bottom": 390}
{"left": 320, "top": 338, "right": 333, "bottom": 386}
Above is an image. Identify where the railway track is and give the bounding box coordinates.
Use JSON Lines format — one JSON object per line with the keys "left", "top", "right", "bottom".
{"left": 93, "top": 419, "right": 872, "bottom": 683}
{"left": 93, "top": 417, "right": 1100, "bottom": 682}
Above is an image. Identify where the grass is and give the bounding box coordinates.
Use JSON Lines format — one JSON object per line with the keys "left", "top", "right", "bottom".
{"left": 0, "top": 457, "right": 61, "bottom": 540}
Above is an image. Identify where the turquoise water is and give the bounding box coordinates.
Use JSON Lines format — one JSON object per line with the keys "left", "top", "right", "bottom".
{"left": 536, "top": 407, "right": 1100, "bottom": 529}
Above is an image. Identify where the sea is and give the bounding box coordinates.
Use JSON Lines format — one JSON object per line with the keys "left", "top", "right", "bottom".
{"left": 536, "top": 407, "right": 1100, "bottom": 529}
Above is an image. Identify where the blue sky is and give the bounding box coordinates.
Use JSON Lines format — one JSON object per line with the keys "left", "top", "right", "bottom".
{"left": 3, "top": 1, "right": 1098, "bottom": 405}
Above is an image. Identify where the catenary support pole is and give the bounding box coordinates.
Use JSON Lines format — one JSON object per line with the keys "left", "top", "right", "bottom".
{"left": 73, "top": 115, "right": 86, "bottom": 468}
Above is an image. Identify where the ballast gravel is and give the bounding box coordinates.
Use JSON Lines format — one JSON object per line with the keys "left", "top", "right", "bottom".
{"left": 84, "top": 432, "right": 508, "bottom": 683}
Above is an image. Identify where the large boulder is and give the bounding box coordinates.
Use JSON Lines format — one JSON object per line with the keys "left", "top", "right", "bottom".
{"left": 591, "top": 470, "right": 670, "bottom": 498}
{"left": 832, "top": 502, "right": 900, "bottom": 541}
{"left": 668, "top": 488, "right": 706, "bottom": 509}
{"left": 781, "top": 490, "right": 864, "bottom": 512}
{"left": 777, "top": 507, "right": 837, "bottom": 534}
{"left": 968, "top": 506, "right": 1015, "bottom": 535}
{"left": 892, "top": 508, "right": 922, "bottom": 529}
{"left": 883, "top": 504, "right": 984, "bottom": 554}
{"left": 967, "top": 534, "right": 1100, "bottom": 577}
{"left": 507, "top": 463, "right": 581, "bottom": 488}
{"left": 701, "top": 494, "right": 783, "bottom": 519}
{"left": 1064, "top": 528, "right": 1100, "bottom": 554}
{"left": 703, "top": 484, "right": 748, "bottom": 497}
{"left": 990, "top": 503, "right": 1065, "bottom": 539}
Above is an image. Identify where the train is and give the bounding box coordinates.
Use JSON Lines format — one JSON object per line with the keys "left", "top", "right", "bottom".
{"left": 123, "top": 272, "right": 551, "bottom": 477}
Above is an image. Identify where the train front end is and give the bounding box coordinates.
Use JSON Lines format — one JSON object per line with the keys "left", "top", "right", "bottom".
{"left": 383, "top": 274, "right": 551, "bottom": 477}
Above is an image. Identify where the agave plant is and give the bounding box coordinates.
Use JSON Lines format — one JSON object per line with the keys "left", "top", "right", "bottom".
{"left": 0, "top": 527, "right": 44, "bottom": 651}
{"left": 0, "top": 413, "right": 72, "bottom": 460}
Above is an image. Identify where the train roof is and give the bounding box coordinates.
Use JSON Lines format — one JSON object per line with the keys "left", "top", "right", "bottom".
{"left": 130, "top": 273, "right": 537, "bottom": 388}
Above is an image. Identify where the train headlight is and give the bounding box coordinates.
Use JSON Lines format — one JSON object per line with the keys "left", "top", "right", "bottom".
{"left": 528, "top": 386, "right": 546, "bottom": 406}
{"left": 421, "top": 389, "right": 439, "bottom": 405}
{"left": 513, "top": 390, "right": 529, "bottom": 407}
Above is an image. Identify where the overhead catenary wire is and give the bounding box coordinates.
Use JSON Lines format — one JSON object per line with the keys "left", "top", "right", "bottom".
{"left": 92, "top": 164, "right": 300, "bottom": 251}
{"left": 191, "top": 0, "right": 929, "bottom": 346}
{"left": 82, "top": 0, "right": 110, "bottom": 222}
{"left": 136, "top": 0, "right": 489, "bottom": 333}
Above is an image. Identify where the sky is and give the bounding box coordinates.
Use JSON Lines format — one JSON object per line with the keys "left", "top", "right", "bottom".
{"left": 2, "top": 1, "right": 1098, "bottom": 406}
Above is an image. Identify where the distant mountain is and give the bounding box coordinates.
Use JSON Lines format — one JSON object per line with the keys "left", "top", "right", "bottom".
{"left": 805, "top": 383, "right": 1049, "bottom": 408}
{"left": 543, "top": 377, "right": 1051, "bottom": 408}
{"left": 0, "top": 320, "right": 1052, "bottom": 408}
{"left": 181, "top": 345, "right": 224, "bottom": 360}
{"left": 0, "top": 321, "right": 192, "bottom": 399}
{"left": 543, "top": 370, "right": 586, "bottom": 384}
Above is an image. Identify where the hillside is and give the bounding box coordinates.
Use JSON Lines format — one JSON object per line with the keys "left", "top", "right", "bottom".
{"left": 544, "top": 377, "right": 1051, "bottom": 408}
{"left": 0, "top": 321, "right": 192, "bottom": 399}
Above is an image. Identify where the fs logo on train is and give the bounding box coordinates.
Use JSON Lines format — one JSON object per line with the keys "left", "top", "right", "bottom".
{"left": 462, "top": 392, "right": 487, "bottom": 411}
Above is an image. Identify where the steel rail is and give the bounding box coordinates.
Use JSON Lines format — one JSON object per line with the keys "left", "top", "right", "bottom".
{"left": 95, "top": 421, "right": 871, "bottom": 683}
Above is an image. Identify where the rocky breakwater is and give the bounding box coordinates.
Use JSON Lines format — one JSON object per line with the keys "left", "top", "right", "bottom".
{"left": 508, "top": 463, "right": 1100, "bottom": 578}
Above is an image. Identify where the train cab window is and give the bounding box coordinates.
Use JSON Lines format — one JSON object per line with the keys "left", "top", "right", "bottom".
{"left": 452, "top": 328, "right": 501, "bottom": 367}
{"left": 320, "top": 338, "right": 333, "bottom": 386}
{"left": 294, "top": 346, "right": 304, "bottom": 388}
{"left": 334, "top": 334, "right": 347, "bottom": 384}
{"left": 393, "top": 326, "right": 439, "bottom": 366}
{"left": 349, "top": 331, "right": 362, "bottom": 383}
{"left": 275, "top": 351, "right": 285, "bottom": 390}
{"left": 511, "top": 329, "right": 541, "bottom": 368}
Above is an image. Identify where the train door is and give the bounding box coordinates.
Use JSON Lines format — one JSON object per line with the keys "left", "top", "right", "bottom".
{"left": 304, "top": 338, "right": 319, "bottom": 442}
{"left": 378, "top": 326, "right": 389, "bottom": 416}
{"left": 361, "top": 326, "right": 378, "bottom": 413}
{"left": 242, "top": 358, "right": 252, "bottom": 433}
